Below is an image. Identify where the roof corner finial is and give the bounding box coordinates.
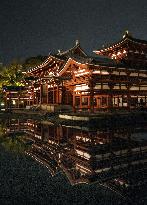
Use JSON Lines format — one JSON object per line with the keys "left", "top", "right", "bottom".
{"left": 126, "top": 30, "right": 129, "bottom": 35}
{"left": 123, "top": 30, "right": 132, "bottom": 38}
{"left": 76, "top": 39, "right": 80, "bottom": 46}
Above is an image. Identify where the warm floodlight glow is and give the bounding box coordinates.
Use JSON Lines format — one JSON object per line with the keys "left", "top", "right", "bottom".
{"left": 12, "top": 100, "right": 16, "bottom": 105}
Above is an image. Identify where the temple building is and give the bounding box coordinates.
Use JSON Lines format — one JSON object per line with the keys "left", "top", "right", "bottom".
{"left": 2, "top": 85, "right": 34, "bottom": 110}
{"left": 24, "top": 32, "right": 147, "bottom": 112}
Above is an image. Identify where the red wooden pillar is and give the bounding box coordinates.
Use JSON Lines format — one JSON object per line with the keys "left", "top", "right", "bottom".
{"left": 127, "top": 86, "right": 131, "bottom": 110}
{"left": 56, "top": 84, "right": 59, "bottom": 104}
{"left": 47, "top": 84, "right": 49, "bottom": 104}
{"left": 73, "top": 91, "right": 76, "bottom": 112}
{"left": 117, "top": 96, "right": 119, "bottom": 108}
{"left": 90, "top": 89, "right": 94, "bottom": 113}
{"left": 33, "top": 87, "right": 35, "bottom": 105}
{"left": 53, "top": 84, "right": 55, "bottom": 104}
{"left": 40, "top": 82, "right": 42, "bottom": 104}
{"left": 58, "top": 88, "right": 61, "bottom": 104}
{"left": 108, "top": 83, "right": 114, "bottom": 111}
{"left": 80, "top": 94, "right": 82, "bottom": 111}
{"left": 88, "top": 96, "right": 90, "bottom": 112}
{"left": 66, "top": 90, "right": 69, "bottom": 105}
{"left": 126, "top": 71, "right": 131, "bottom": 110}
{"left": 88, "top": 77, "right": 95, "bottom": 113}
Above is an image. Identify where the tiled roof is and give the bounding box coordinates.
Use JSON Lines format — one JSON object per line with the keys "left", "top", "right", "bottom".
{"left": 94, "top": 31, "right": 147, "bottom": 54}
{"left": 56, "top": 41, "right": 88, "bottom": 58}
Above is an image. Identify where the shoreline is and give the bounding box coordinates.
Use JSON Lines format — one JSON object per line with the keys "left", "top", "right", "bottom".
{"left": 1, "top": 109, "right": 147, "bottom": 128}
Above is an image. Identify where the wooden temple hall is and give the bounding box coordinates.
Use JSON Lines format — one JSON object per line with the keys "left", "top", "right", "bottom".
{"left": 27, "top": 31, "right": 147, "bottom": 112}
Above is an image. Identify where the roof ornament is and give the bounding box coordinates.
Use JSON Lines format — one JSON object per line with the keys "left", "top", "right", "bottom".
{"left": 123, "top": 30, "right": 132, "bottom": 38}
{"left": 75, "top": 39, "right": 80, "bottom": 46}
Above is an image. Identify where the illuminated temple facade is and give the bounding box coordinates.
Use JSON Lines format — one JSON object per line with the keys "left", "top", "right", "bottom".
{"left": 7, "top": 31, "right": 147, "bottom": 112}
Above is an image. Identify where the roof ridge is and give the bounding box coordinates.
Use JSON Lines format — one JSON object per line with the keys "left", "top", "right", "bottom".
{"left": 94, "top": 32, "right": 147, "bottom": 54}
{"left": 57, "top": 40, "right": 88, "bottom": 57}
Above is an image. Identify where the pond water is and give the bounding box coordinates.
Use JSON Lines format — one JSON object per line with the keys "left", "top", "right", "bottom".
{"left": 0, "top": 117, "right": 147, "bottom": 205}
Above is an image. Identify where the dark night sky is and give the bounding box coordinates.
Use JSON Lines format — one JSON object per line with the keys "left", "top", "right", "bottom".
{"left": 0, "top": 0, "right": 147, "bottom": 64}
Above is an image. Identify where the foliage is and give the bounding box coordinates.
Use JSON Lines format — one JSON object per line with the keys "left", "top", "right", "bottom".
{"left": 0, "top": 62, "right": 25, "bottom": 87}
{"left": 0, "top": 55, "right": 47, "bottom": 87}
{"left": 22, "top": 55, "right": 47, "bottom": 71}
{"left": 0, "top": 131, "right": 29, "bottom": 153}
{"left": 0, "top": 119, "right": 30, "bottom": 153}
{"left": 0, "top": 56, "right": 46, "bottom": 104}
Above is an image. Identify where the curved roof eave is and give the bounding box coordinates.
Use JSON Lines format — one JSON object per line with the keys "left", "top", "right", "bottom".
{"left": 93, "top": 34, "right": 147, "bottom": 55}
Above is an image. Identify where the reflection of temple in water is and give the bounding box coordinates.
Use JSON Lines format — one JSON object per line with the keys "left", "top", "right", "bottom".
{"left": 5, "top": 119, "right": 147, "bottom": 203}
